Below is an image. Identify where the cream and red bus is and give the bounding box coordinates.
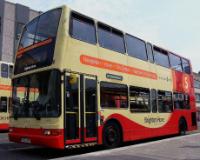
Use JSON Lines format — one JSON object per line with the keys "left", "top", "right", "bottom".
{"left": 0, "top": 61, "right": 13, "bottom": 131}
{"left": 9, "top": 6, "right": 197, "bottom": 149}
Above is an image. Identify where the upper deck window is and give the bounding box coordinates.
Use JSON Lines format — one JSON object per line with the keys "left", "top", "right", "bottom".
{"left": 146, "top": 43, "right": 154, "bottom": 63}
{"left": 125, "top": 34, "right": 147, "bottom": 61}
{"left": 169, "top": 53, "right": 182, "bottom": 72}
{"left": 19, "top": 9, "right": 61, "bottom": 49}
{"left": 98, "top": 23, "right": 125, "bottom": 53}
{"left": 182, "top": 58, "right": 191, "bottom": 74}
{"left": 15, "top": 8, "right": 62, "bottom": 74}
{"left": 1, "top": 63, "right": 8, "bottom": 78}
{"left": 70, "top": 13, "right": 96, "bottom": 44}
{"left": 153, "top": 47, "right": 170, "bottom": 68}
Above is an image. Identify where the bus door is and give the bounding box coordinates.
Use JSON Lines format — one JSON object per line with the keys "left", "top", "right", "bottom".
{"left": 65, "top": 73, "right": 98, "bottom": 145}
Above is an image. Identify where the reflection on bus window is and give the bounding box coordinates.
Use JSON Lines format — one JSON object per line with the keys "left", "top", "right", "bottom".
{"left": 125, "top": 34, "right": 147, "bottom": 61}
{"left": 70, "top": 13, "right": 96, "bottom": 44}
{"left": 98, "top": 23, "right": 125, "bottom": 53}
{"left": 169, "top": 53, "right": 182, "bottom": 72}
{"left": 174, "top": 93, "right": 190, "bottom": 109}
{"left": 100, "top": 82, "right": 128, "bottom": 108}
{"left": 158, "top": 91, "right": 173, "bottom": 113}
{"left": 12, "top": 70, "right": 61, "bottom": 118}
{"left": 130, "top": 86, "right": 150, "bottom": 112}
{"left": 153, "top": 47, "right": 170, "bottom": 68}
{"left": 182, "top": 58, "right": 191, "bottom": 74}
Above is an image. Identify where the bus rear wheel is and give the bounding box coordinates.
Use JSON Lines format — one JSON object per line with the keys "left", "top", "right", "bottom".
{"left": 179, "top": 119, "right": 187, "bottom": 135}
{"left": 103, "top": 122, "right": 122, "bottom": 148}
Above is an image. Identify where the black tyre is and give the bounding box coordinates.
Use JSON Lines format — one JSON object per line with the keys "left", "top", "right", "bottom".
{"left": 179, "top": 119, "right": 187, "bottom": 136}
{"left": 103, "top": 122, "right": 122, "bottom": 148}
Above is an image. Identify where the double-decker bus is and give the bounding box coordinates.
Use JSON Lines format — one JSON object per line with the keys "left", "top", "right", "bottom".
{"left": 0, "top": 61, "right": 13, "bottom": 131}
{"left": 9, "top": 6, "right": 197, "bottom": 149}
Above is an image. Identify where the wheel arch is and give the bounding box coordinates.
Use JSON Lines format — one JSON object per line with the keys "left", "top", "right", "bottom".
{"left": 179, "top": 116, "right": 188, "bottom": 131}
{"left": 103, "top": 118, "right": 123, "bottom": 142}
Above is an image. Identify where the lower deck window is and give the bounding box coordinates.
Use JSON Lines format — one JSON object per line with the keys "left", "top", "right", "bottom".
{"left": 130, "top": 86, "right": 150, "bottom": 112}
{"left": 174, "top": 93, "right": 190, "bottom": 109}
{"left": 100, "top": 82, "right": 128, "bottom": 108}
{"left": 158, "top": 91, "right": 173, "bottom": 113}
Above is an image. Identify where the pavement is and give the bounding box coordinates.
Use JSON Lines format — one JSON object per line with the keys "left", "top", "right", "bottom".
{"left": 52, "top": 133, "right": 200, "bottom": 160}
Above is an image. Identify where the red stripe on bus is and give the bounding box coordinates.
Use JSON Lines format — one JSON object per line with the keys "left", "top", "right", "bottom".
{"left": 0, "top": 85, "right": 38, "bottom": 93}
{"left": 0, "top": 123, "right": 9, "bottom": 131}
{"left": 16, "top": 38, "right": 53, "bottom": 58}
{"left": 0, "top": 84, "right": 12, "bottom": 91}
{"left": 80, "top": 55, "right": 158, "bottom": 80}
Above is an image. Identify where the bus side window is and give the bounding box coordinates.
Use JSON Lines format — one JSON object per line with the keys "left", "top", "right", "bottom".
{"left": 158, "top": 91, "right": 173, "bottom": 113}
{"left": 1, "top": 63, "right": 9, "bottom": 78}
{"left": 70, "top": 12, "right": 96, "bottom": 45}
{"left": 129, "top": 86, "right": 150, "bottom": 113}
{"left": 182, "top": 58, "right": 191, "bottom": 74}
{"left": 151, "top": 89, "right": 157, "bottom": 113}
{"left": 125, "top": 34, "right": 147, "bottom": 61}
{"left": 100, "top": 82, "right": 128, "bottom": 109}
{"left": 173, "top": 93, "right": 184, "bottom": 109}
{"left": 173, "top": 93, "right": 190, "bottom": 109}
{"left": 153, "top": 47, "right": 170, "bottom": 68}
{"left": 98, "top": 23, "right": 125, "bottom": 54}
{"left": 0, "top": 97, "right": 8, "bottom": 112}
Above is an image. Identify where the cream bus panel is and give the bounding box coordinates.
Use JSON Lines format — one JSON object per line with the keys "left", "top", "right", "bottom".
{"left": 102, "top": 109, "right": 171, "bottom": 128}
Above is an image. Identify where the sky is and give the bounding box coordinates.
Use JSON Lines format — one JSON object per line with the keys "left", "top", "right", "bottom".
{"left": 7, "top": 0, "right": 200, "bottom": 72}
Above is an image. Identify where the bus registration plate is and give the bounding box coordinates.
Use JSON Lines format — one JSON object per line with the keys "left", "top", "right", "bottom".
{"left": 21, "top": 137, "right": 31, "bottom": 144}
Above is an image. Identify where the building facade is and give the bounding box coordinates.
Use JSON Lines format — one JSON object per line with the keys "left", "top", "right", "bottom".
{"left": 193, "top": 72, "right": 200, "bottom": 121}
{"left": 0, "top": 0, "right": 40, "bottom": 63}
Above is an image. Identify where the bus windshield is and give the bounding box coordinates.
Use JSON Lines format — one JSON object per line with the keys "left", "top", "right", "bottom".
{"left": 14, "top": 8, "right": 62, "bottom": 74}
{"left": 12, "top": 70, "right": 61, "bottom": 118}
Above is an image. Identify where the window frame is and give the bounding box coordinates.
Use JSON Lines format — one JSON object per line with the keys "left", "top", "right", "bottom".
{"left": 153, "top": 46, "right": 170, "bottom": 68}
{"left": 69, "top": 11, "right": 97, "bottom": 45}
{"left": 129, "top": 86, "right": 151, "bottom": 113}
{"left": 157, "top": 90, "right": 173, "bottom": 113}
{"left": 173, "top": 92, "right": 185, "bottom": 110}
{"left": 100, "top": 81, "right": 128, "bottom": 109}
{"left": 97, "top": 22, "right": 126, "bottom": 54}
{"left": 181, "top": 58, "right": 191, "bottom": 74}
{"left": 125, "top": 34, "right": 148, "bottom": 61}
{"left": 169, "top": 52, "right": 183, "bottom": 72}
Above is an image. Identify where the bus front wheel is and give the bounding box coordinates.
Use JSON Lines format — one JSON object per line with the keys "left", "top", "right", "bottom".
{"left": 103, "top": 122, "right": 122, "bottom": 148}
